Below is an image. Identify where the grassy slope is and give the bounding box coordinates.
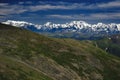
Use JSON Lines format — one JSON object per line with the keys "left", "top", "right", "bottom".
{"left": 95, "top": 35, "right": 120, "bottom": 57}
{"left": 0, "top": 23, "right": 120, "bottom": 80}
{"left": 0, "top": 55, "right": 53, "bottom": 80}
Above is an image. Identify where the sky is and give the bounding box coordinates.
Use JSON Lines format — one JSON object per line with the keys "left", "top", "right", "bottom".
{"left": 0, "top": 0, "right": 120, "bottom": 24}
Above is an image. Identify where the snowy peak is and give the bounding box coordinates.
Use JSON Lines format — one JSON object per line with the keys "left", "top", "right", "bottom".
{"left": 1, "top": 20, "right": 120, "bottom": 34}
{"left": 70, "top": 21, "right": 90, "bottom": 26}
{"left": 2, "top": 20, "right": 33, "bottom": 27}
{"left": 2, "top": 20, "right": 42, "bottom": 29}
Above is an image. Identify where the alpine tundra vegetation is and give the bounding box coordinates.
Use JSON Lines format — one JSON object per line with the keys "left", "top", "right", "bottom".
{"left": 0, "top": 23, "right": 120, "bottom": 80}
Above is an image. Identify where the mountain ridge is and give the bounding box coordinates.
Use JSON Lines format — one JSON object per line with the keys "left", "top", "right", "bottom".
{"left": 2, "top": 20, "right": 120, "bottom": 40}
{"left": 2, "top": 20, "right": 120, "bottom": 31}
{"left": 2, "top": 20, "right": 120, "bottom": 34}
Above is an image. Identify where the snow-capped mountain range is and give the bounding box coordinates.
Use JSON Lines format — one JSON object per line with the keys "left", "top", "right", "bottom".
{"left": 2, "top": 20, "right": 120, "bottom": 39}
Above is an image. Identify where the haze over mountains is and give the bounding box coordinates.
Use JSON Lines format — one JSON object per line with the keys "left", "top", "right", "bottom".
{"left": 2, "top": 20, "right": 120, "bottom": 40}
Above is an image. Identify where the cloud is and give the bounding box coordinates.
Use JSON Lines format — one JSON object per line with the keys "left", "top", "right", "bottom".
{"left": 0, "top": 3, "right": 27, "bottom": 15}
{"left": 0, "top": 2, "right": 84, "bottom": 15}
{"left": 90, "top": 13, "right": 120, "bottom": 19}
{"left": 47, "top": 13, "right": 120, "bottom": 20}
{"left": 33, "top": 1, "right": 120, "bottom": 10}
{"left": 47, "top": 15, "right": 73, "bottom": 19}
{"left": 18, "top": 1, "right": 33, "bottom": 5}
{"left": 0, "top": 1, "right": 120, "bottom": 15}
{"left": 28, "top": 3, "right": 95, "bottom": 11}
{"left": 18, "top": 2, "right": 24, "bottom": 5}
{"left": 29, "top": 4, "right": 76, "bottom": 11}
{"left": 0, "top": 3, "right": 8, "bottom": 6}
{"left": 98, "top": 1, "right": 120, "bottom": 8}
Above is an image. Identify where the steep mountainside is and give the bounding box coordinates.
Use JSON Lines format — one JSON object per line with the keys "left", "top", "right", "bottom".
{"left": 95, "top": 34, "right": 120, "bottom": 57}
{"left": 0, "top": 23, "right": 120, "bottom": 80}
{"left": 2, "top": 20, "right": 120, "bottom": 40}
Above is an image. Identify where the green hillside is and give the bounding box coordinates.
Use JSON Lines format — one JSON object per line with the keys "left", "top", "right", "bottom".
{"left": 0, "top": 23, "right": 120, "bottom": 80}
{"left": 95, "top": 35, "right": 120, "bottom": 57}
{"left": 0, "top": 55, "right": 53, "bottom": 80}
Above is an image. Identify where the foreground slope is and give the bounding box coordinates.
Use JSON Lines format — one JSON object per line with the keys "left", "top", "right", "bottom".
{"left": 0, "top": 23, "right": 120, "bottom": 80}
{"left": 0, "top": 55, "right": 53, "bottom": 80}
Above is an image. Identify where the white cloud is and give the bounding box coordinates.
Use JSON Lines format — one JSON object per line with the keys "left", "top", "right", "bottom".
{"left": 34, "top": 1, "right": 120, "bottom": 10}
{"left": 47, "top": 15, "right": 73, "bottom": 19}
{"left": 0, "top": 3, "right": 8, "bottom": 6}
{"left": 29, "top": 4, "right": 75, "bottom": 11}
{"left": 0, "top": 1, "right": 120, "bottom": 15}
{"left": 18, "top": 2, "right": 24, "bottom": 5}
{"left": 0, "top": 3, "right": 27, "bottom": 15}
{"left": 90, "top": 13, "right": 120, "bottom": 19}
{"left": 47, "top": 13, "right": 120, "bottom": 20}
{"left": 98, "top": 1, "right": 120, "bottom": 8}
{"left": 18, "top": 1, "right": 33, "bottom": 5}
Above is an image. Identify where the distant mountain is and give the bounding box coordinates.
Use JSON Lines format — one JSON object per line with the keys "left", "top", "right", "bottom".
{"left": 0, "top": 23, "right": 120, "bottom": 80}
{"left": 2, "top": 20, "right": 120, "bottom": 40}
